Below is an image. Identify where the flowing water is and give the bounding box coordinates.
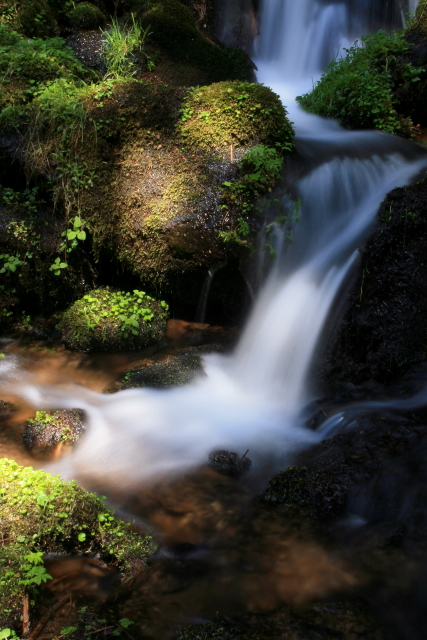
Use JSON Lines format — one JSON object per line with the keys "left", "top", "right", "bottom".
{"left": 2, "top": 0, "right": 425, "bottom": 484}
{"left": 2, "top": 0, "right": 427, "bottom": 634}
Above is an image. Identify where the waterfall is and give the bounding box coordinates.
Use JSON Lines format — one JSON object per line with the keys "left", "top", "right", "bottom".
{"left": 2, "top": 0, "right": 427, "bottom": 486}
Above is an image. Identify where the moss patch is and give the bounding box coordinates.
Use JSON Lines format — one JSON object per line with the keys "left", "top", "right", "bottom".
{"left": 0, "top": 458, "right": 150, "bottom": 625}
{"left": 67, "top": 2, "right": 106, "bottom": 29}
{"left": 179, "top": 81, "right": 294, "bottom": 152}
{"left": 23, "top": 409, "right": 85, "bottom": 453}
{"left": 59, "top": 287, "right": 169, "bottom": 352}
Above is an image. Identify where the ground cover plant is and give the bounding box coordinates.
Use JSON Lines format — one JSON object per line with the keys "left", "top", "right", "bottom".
{"left": 0, "top": 458, "right": 151, "bottom": 629}
{"left": 59, "top": 287, "right": 169, "bottom": 351}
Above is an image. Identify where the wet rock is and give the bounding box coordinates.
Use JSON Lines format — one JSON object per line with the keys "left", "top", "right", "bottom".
{"left": 67, "top": 30, "right": 106, "bottom": 73}
{"left": 23, "top": 408, "right": 86, "bottom": 455}
{"left": 323, "top": 177, "right": 427, "bottom": 385}
{"left": 177, "top": 600, "right": 384, "bottom": 640}
{"left": 0, "top": 399, "right": 15, "bottom": 420}
{"left": 263, "top": 412, "right": 427, "bottom": 519}
{"left": 208, "top": 449, "right": 252, "bottom": 477}
{"left": 107, "top": 344, "right": 225, "bottom": 392}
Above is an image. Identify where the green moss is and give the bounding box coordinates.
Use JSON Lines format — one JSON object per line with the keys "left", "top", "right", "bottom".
{"left": 0, "top": 458, "right": 150, "bottom": 621}
{"left": 67, "top": 2, "right": 106, "bottom": 29}
{"left": 59, "top": 287, "right": 169, "bottom": 352}
{"left": 179, "top": 81, "right": 294, "bottom": 152}
{"left": 297, "top": 30, "right": 420, "bottom": 135}
{"left": 263, "top": 466, "right": 310, "bottom": 506}
{"left": 23, "top": 409, "right": 85, "bottom": 450}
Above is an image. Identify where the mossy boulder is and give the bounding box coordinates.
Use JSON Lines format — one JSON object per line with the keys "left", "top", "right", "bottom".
{"left": 0, "top": 458, "right": 150, "bottom": 626}
{"left": 78, "top": 80, "right": 293, "bottom": 289}
{"left": 67, "top": 2, "right": 106, "bottom": 30}
{"left": 59, "top": 287, "right": 169, "bottom": 352}
{"left": 263, "top": 466, "right": 311, "bottom": 506}
{"left": 179, "top": 81, "right": 294, "bottom": 152}
{"left": 23, "top": 409, "right": 85, "bottom": 455}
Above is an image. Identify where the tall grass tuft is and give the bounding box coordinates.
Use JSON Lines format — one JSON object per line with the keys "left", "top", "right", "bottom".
{"left": 101, "top": 15, "right": 150, "bottom": 79}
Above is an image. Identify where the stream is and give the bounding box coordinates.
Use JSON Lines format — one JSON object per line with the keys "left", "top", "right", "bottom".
{"left": 2, "top": 0, "right": 427, "bottom": 638}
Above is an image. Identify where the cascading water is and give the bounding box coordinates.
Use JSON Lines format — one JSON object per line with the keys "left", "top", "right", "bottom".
{"left": 1, "top": 0, "right": 427, "bottom": 487}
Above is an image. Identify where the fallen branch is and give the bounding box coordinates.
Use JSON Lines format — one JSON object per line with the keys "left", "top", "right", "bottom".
{"left": 28, "top": 595, "right": 70, "bottom": 640}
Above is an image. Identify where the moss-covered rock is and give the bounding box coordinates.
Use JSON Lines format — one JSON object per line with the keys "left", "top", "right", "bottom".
{"left": 179, "top": 81, "right": 294, "bottom": 152}
{"left": 67, "top": 2, "right": 106, "bottom": 30}
{"left": 0, "top": 458, "right": 150, "bottom": 626}
{"left": 23, "top": 409, "right": 85, "bottom": 455}
{"left": 263, "top": 466, "right": 311, "bottom": 506}
{"left": 59, "top": 287, "right": 169, "bottom": 352}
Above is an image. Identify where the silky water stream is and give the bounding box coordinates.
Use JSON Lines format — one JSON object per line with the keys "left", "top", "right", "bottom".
{"left": 2, "top": 0, "right": 427, "bottom": 637}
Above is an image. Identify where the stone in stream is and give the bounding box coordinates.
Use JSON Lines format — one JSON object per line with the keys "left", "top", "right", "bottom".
{"left": 22, "top": 408, "right": 86, "bottom": 456}
{"left": 208, "top": 449, "right": 252, "bottom": 477}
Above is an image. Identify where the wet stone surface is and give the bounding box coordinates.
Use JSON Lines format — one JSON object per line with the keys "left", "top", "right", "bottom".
{"left": 67, "top": 30, "right": 106, "bottom": 73}
{"left": 22, "top": 408, "right": 86, "bottom": 457}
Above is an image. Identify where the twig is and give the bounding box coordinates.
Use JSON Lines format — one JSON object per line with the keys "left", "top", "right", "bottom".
{"left": 84, "top": 625, "right": 114, "bottom": 637}
{"left": 28, "top": 595, "right": 70, "bottom": 640}
{"left": 22, "top": 594, "right": 30, "bottom": 637}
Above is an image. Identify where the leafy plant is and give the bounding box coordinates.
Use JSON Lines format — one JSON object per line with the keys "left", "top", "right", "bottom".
{"left": 219, "top": 145, "right": 284, "bottom": 246}
{"left": 297, "top": 30, "right": 421, "bottom": 135}
{"left": 19, "top": 552, "right": 52, "bottom": 587}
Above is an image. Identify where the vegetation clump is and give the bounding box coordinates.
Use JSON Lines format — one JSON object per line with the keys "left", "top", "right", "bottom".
{"left": 179, "top": 81, "right": 294, "bottom": 153}
{"left": 0, "top": 458, "right": 150, "bottom": 625}
{"left": 59, "top": 287, "right": 169, "bottom": 352}
{"left": 263, "top": 466, "right": 310, "bottom": 506}
{"left": 297, "top": 30, "right": 422, "bottom": 135}
{"left": 66, "top": 2, "right": 106, "bottom": 29}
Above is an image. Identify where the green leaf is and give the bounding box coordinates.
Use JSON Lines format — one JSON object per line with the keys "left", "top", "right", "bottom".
{"left": 67, "top": 231, "right": 77, "bottom": 240}
{"left": 77, "top": 230, "right": 86, "bottom": 241}
{"left": 78, "top": 532, "right": 86, "bottom": 542}
{"left": 73, "top": 216, "right": 82, "bottom": 227}
{"left": 0, "top": 630, "right": 12, "bottom": 639}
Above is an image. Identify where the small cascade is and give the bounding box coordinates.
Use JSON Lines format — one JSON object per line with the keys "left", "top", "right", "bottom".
{"left": 1, "top": 0, "right": 426, "bottom": 487}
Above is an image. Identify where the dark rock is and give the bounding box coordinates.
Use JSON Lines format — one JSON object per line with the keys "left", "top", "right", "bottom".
{"left": 67, "top": 30, "right": 106, "bottom": 73}
{"left": 323, "top": 178, "right": 427, "bottom": 385}
{"left": 0, "top": 399, "right": 15, "bottom": 420}
{"left": 208, "top": 449, "right": 252, "bottom": 477}
{"left": 107, "top": 345, "right": 225, "bottom": 392}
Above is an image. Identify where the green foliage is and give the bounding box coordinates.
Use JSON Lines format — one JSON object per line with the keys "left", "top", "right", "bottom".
{"left": 0, "top": 0, "right": 57, "bottom": 38}
{"left": 0, "top": 458, "right": 150, "bottom": 616}
{"left": 59, "top": 287, "right": 169, "bottom": 351}
{"left": 66, "top": 2, "right": 106, "bottom": 30}
{"left": 297, "top": 30, "right": 421, "bottom": 134}
{"left": 101, "top": 15, "right": 150, "bottom": 79}
{"left": 179, "top": 81, "right": 294, "bottom": 152}
{"left": 219, "top": 145, "right": 284, "bottom": 246}
{"left": 0, "top": 26, "right": 90, "bottom": 114}
{"left": 19, "top": 552, "right": 52, "bottom": 587}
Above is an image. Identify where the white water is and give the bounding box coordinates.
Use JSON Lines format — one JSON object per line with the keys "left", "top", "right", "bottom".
{"left": 2, "top": 0, "right": 427, "bottom": 486}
